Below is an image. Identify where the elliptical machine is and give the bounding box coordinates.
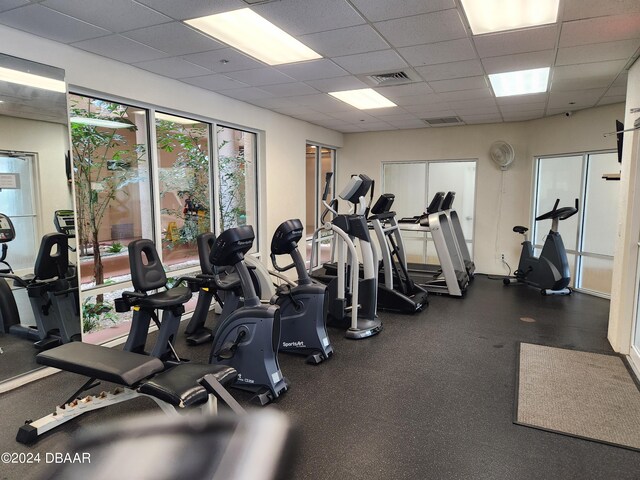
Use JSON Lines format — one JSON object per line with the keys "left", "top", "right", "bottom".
{"left": 503, "top": 199, "right": 579, "bottom": 295}
{"left": 270, "top": 219, "right": 333, "bottom": 364}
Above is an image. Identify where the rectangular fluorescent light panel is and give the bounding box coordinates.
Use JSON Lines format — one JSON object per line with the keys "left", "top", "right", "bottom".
{"left": 461, "top": 0, "right": 559, "bottom": 35}
{"left": 185, "top": 8, "right": 321, "bottom": 65}
{"left": 328, "top": 89, "right": 396, "bottom": 110}
{"left": 0, "top": 66, "right": 65, "bottom": 93}
{"left": 489, "top": 67, "right": 550, "bottom": 97}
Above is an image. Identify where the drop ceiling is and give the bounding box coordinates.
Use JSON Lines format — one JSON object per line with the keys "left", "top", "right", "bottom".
{"left": 0, "top": 0, "right": 639, "bottom": 132}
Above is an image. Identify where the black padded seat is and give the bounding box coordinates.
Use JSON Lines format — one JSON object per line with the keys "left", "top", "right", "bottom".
{"left": 138, "top": 363, "right": 237, "bottom": 407}
{"left": 36, "top": 342, "right": 164, "bottom": 387}
{"left": 513, "top": 226, "right": 529, "bottom": 234}
{"left": 136, "top": 286, "right": 192, "bottom": 309}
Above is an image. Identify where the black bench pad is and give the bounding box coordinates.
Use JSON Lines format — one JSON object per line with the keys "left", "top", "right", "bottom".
{"left": 36, "top": 342, "right": 164, "bottom": 387}
{"left": 138, "top": 363, "right": 237, "bottom": 408}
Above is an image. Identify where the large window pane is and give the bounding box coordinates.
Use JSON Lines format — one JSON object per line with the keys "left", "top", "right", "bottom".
{"left": 427, "top": 161, "right": 476, "bottom": 240}
{"left": 70, "top": 94, "right": 152, "bottom": 288}
{"left": 155, "top": 112, "right": 211, "bottom": 272}
{"left": 582, "top": 152, "right": 619, "bottom": 256}
{"left": 383, "top": 162, "right": 427, "bottom": 219}
{"left": 217, "top": 126, "right": 257, "bottom": 247}
{"left": 534, "top": 156, "right": 582, "bottom": 250}
{"left": 579, "top": 256, "right": 613, "bottom": 294}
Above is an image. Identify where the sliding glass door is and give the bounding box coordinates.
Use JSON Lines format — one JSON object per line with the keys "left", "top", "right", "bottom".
{"left": 533, "top": 151, "right": 619, "bottom": 296}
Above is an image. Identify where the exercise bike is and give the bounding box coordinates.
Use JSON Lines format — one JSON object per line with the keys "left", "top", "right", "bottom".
{"left": 503, "top": 199, "right": 579, "bottom": 295}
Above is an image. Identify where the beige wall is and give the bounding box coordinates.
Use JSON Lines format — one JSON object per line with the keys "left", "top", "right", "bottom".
{"left": 339, "top": 103, "right": 623, "bottom": 274}
{"left": 608, "top": 58, "right": 640, "bottom": 355}
{"left": 0, "top": 115, "right": 72, "bottom": 238}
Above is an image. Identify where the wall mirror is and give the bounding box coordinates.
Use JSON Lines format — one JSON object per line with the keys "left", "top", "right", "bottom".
{"left": 0, "top": 53, "right": 78, "bottom": 386}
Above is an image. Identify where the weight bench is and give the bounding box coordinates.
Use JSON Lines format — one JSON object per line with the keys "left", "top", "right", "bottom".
{"left": 17, "top": 342, "right": 243, "bottom": 444}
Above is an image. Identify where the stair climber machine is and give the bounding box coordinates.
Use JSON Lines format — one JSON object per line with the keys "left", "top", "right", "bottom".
{"left": 367, "top": 194, "right": 429, "bottom": 313}
{"left": 0, "top": 212, "right": 81, "bottom": 349}
{"left": 398, "top": 192, "right": 469, "bottom": 297}
{"left": 503, "top": 199, "right": 579, "bottom": 295}
{"left": 270, "top": 218, "right": 333, "bottom": 363}
{"left": 116, "top": 227, "right": 288, "bottom": 405}
{"left": 310, "top": 173, "right": 382, "bottom": 340}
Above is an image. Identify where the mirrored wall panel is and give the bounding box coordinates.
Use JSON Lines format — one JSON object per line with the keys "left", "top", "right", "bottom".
{"left": 0, "top": 53, "right": 79, "bottom": 385}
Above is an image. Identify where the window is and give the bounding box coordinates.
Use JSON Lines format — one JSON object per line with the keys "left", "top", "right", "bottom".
{"left": 216, "top": 126, "right": 258, "bottom": 249}
{"left": 383, "top": 160, "right": 476, "bottom": 265}
{"left": 305, "top": 143, "right": 336, "bottom": 268}
{"left": 533, "top": 151, "right": 619, "bottom": 296}
{"left": 0, "top": 152, "right": 38, "bottom": 271}
{"left": 70, "top": 94, "right": 153, "bottom": 288}
{"left": 155, "top": 112, "right": 211, "bottom": 272}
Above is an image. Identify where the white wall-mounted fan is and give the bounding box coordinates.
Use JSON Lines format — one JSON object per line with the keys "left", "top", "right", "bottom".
{"left": 489, "top": 141, "right": 515, "bottom": 170}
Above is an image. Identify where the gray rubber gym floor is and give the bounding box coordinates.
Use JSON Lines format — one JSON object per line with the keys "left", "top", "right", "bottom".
{"left": 1, "top": 275, "right": 639, "bottom": 479}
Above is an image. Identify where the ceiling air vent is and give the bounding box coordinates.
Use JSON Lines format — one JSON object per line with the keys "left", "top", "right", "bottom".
{"left": 359, "top": 69, "right": 421, "bottom": 87}
{"left": 422, "top": 116, "right": 465, "bottom": 127}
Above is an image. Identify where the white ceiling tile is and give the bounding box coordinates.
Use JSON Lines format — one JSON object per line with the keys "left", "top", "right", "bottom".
{"left": 502, "top": 111, "right": 545, "bottom": 122}
{"left": 415, "top": 59, "right": 484, "bottom": 81}
{"left": 473, "top": 25, "right": 558, "bottom": 58}
{"left": 272, "top": 105, "right": 322, "bottom": 116}
{"left": 368, "top": 112, "right": 418, "bottom": 121}
{"left": 258, "top": 82, "right": 319, "bottom": 97}
{"left": 547, "top": 88, "right": 607, "bottom": 108}
{"left": 385, "top": 119, "right": 428, "bottom": 129}
{"left": 253, "top": 0, "right": 365, "bottom": 36}
{"left": 429, "top": 76, "right": 488, "bottom": 93}
{"left": 496, "top": 93, "right": 548, "bottom": 105}
{"left": 357, "top": 122, "right": 394, "bottom": 131}
{"left": 560, "top": 14, "right": 640, "bottom": 47}
{"left": 562, "top": 0, "right": 640, "bottom": 22}
{"left": 394, "top": 95, "right": 448, "bottom": 107}
{"left": 403, "top": 105, "right": 457, "bottom": 116}
{"left": 225, "top": 67, "right": 297, "bottom": 86}
{"left": 135, "top": 0, "right": 246, "bottom": 21}
{"left": 290, "top": 111, "right": 335, "bottom": 122}
{"left": 181, "top": 74, "right": 249, "bottom": 91}
{"left": 612, "top": 72, "right": 628, "bottom": 87}
{"left": 498, "top": 102, "right": 547, "bottom": 113}
{"left": 453, "top": 106, "right": 500, "bottom": 116}
{"left": 181, "top": 48, "right": 264, "bottom": 72}
{"left": 315, "top": 118, "right": 358, "bottom": 128}
{"left": 481, "top": 50, "right": 555, "bottom": 74}
{"left": 219, "top": 87, "right": 275, "bottom": 100}
{"left": 305, "top": 76, "right": 368, "bottom": 92}
{"left": 350, "top": 0, "right": 454, "bottom": 22}
{"left": 0, "top": 4, "right": 110, "bottom": 43}
{"left": 300, "top": 25, "right": 389, "bottom": 57}
{"left": 281, "top": 94, "right": 354, "bottom": 113}
{"left": 275, "top": 59, "right": 348, "bottom": 81}
{"left": 445, "top": 97, "right": 498, "bottom": 109}
{"left": 398, "top": 38, "right": 477, "bottom": 66}
{"left": 122, "top": 22, "right": 225, "bottom": 56}
{"left": 133, "top": 56, "right": 211, "bottom": 78}
{"left": 71, "top": 34, "right": 168, "bottom": 63}
{"left": 250, "top": 97, "right": 297, "bottom": 109}
{"left": 330, "top": 110, "right": 377, "bottom": 122}
{"left": 598, "top": 95, "right": 626, "bottom": 106}
{"left": 556, "top": 39, "right": 640, "bottom": 66}
{"left": 41, "top": 0, "right": 171, "bottom": 33}
{"left": 0, "top": 0, "right": 28, "bottom": 13}
{"left": 332, "top": 50, "right": 408, "bottom": 75}
{"left": 436, "top": 88, "right": 493, "bottom": 102}
{"left": 375, "top": 83, "right": 434, "bottom": 98}
{"left": 374, "top": 9, "right": 467, "bottom": 48}
{"left": 603, "top": 85, "right": 627, "bottom": 97}
{"left": 551, "top": 60, "right": 626, "bottom": 91}
{"left": 547, "top": 106, "right": 591, "bottom": 116}
{"left": 460, "top": 113, "right": 502, "bottom": 124}
{"left": 356, "top": 106, "right": 405, "bottom": 117}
